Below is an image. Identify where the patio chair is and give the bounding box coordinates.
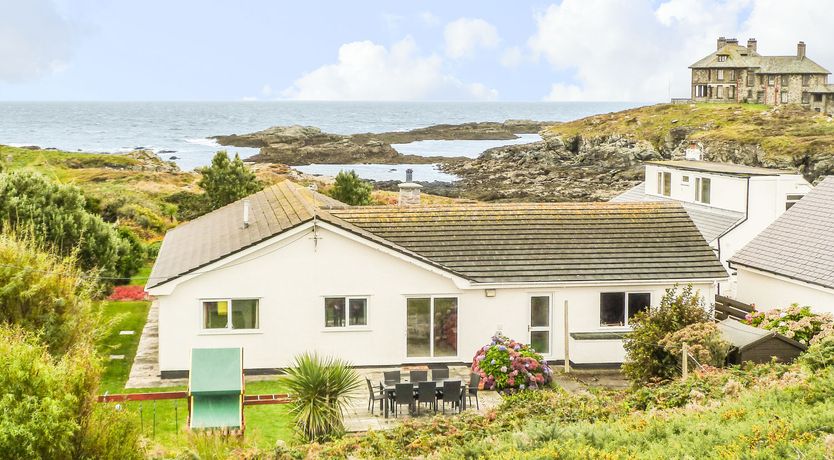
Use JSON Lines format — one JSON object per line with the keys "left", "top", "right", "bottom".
{"left": 409, "top": 370, "right": 428, "bottom": 383}
{"left": 439, "top": 380, "right": 462, "bottom": 414}
{"left": 383, "top": 370, "right": 401, "bottom": 385}
{"left": 393, "top": 383, "right": 415, "bottom": 417}
{"left": 416, "top": 381, "right": 437, "bottom": 415}
{"left": 366, "top": 378, "right": 386, "bottom": 415}
{"left": 432, "top": 368, "right": 449, "bottom": 380}
{"left": 468, "top": 373, "right": 481, "bottom": 410}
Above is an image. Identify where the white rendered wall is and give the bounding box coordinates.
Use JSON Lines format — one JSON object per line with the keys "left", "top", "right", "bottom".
{"left": 736, "top": 267, "right": 834, "bottom": 314}
{"left": 153, "top": 224, "right": 716, "bottom": 371}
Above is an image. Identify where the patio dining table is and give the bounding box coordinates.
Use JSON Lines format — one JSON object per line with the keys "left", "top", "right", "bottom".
{"left": 382, "top": 378, "right": 467, "bottom": 418}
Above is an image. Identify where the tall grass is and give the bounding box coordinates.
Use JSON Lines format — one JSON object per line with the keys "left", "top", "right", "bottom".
{"left": 284, "top": 352, "right": 361, "bottom": 442}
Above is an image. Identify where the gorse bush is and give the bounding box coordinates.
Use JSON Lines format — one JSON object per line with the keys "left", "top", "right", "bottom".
{"left": 328, "top": 170, "right": 372, "bottom": 205}
{"left": 471, "top": 333, "right": 552, "bottom": 391}
{"left": 0, "top": 171, "right": 145, "bottom": 283}
{"left": 745, "top": 304, "right": 834, "bottom": 345}
{"left": 623, "top": 284, "right": 711, "bottom": 384}
{"left": 659, "top": 321, "right": 731, "bottom": 368}
{"left": 0, "top": 232, "right": 99, "bottom": 353}
{"left": 799, "top": 336, "right": 834, "bottom": 371}
{"left": 284, "top": 352, "right": 361, "bottom": 443}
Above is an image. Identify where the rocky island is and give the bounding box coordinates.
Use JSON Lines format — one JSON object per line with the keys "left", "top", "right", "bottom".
{"left": 211, "top": 120, "right": 551, "bottom": 165}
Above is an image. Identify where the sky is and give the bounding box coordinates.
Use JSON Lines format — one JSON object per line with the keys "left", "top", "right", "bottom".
{"left": 1, "top": 0, "right": 833, "bottom": 102}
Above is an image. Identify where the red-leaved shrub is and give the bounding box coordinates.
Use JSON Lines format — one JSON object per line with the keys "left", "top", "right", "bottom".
{"left": 108, "top": 285, "right": 147, "bottom": 301}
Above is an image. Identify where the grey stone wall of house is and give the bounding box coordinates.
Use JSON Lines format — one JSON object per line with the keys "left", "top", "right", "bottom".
{"left": 690, "top": 38, "right": 833, "bottom": 114}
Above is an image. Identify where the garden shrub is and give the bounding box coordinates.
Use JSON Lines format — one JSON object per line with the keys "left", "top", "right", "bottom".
{"left": 108, "top": 285, "right": 148, "bottom": 301}
{"left": 799, "top": 336, "right": 834, "bottom": 371}
{"left": 0, "top": 326, "right": 142, "bottom": 459}
{"left": 745, "top": 304, "right": 834, "bottom": 345}
{"left": 659, "top": 321, "right": 731, "bottom": 367}
{"left": 284, "top": 352, "right": 362, "bottom": 442}
{"left": 471, "top": 333, "right": 552, "bottom": 391}
{"left": 623, "top": 284, "right": 710, "bottom": 384}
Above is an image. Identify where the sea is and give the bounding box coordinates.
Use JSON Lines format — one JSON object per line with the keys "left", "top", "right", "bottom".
{"left": 0, "top": 101, "right": 642, "bottom": 182}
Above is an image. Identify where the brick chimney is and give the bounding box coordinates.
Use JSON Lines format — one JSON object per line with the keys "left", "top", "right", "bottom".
{"left": 717, "top": 36, "right": 727, "bottom": 51}
{"left": 726, "top": 38, "right": 738, "bottom": 46}
{"left": 797, "top": 41, "right": 806, "bottom": 59}
{"left": 747, "top": 38, "right": 757, "bottom": 53}
{"left": 398, "top": 168, "right": 422, "bottom": 206}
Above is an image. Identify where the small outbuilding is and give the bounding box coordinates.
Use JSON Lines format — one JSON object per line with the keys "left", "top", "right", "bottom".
{"left": 717, "top": 318, "right": 806, "bottom": 364}
{"left": 188, "top": 348, "right": 244, "bottom": 433}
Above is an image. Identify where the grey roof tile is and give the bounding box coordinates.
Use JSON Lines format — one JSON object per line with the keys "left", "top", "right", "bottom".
{"left": 730, "top": 176, "right": 834, "bottom": 290}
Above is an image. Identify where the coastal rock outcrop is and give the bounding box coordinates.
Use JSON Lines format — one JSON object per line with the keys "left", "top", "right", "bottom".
{"left": 212, "top": 121, "right": 552, "bottom": 166}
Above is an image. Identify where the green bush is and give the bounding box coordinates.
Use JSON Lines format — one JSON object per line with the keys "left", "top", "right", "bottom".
{"left": 328, "top": 170, "right": 372, "bottom": 205}
{"left": 0, "top": 232, "right": 99, "bottom": 353}
{"left": 659, "top": 321, "right": 731, "bottom": 368}
{"left": 0, "top": 171, "right": 144, "bottom": 283}
{"left": 284, "top": 352, "right": 362, "bottom": 443}
{"left": 622, "top": 284, "right": 711, "bottom": 384}
{"left": 197, "top": 151, "right": 262, "bottom": 212}
{"left": 745, "top": 304, "right": 834, "bottom": 346}
{"left": 800, "top": 337, "right": 834, "bottom": 371}
{"left": 0, "top": 326, "right": 142, "bottom": 459}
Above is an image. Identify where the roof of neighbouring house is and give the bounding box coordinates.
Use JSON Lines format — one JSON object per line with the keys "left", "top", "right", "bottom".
{"left": 689, "top": 43, "right": 831, "bottom": 74}
{"left": 646, "top": 160, "right": 796, "bottom": 176}
{"left": 148, "top": 181, "right": 728, "bottom": 288}
{"left": 717, "top": 318, "right": 807, "bottom": 351}
{"left": 730, "top": 176, "right": 834, "bottom": 290}
{"left": 611, "top": 183, "right": 745, "bottom": 243}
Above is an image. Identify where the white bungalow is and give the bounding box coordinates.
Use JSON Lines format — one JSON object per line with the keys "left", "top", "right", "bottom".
{"left": 146, "top": 181, "right": 727, "bottom": 378}
{"left": 611, "top": 156, "right": 811, "bottom": 295}
{"left": 730, "top": 176, "right": 834, "bottom": 313}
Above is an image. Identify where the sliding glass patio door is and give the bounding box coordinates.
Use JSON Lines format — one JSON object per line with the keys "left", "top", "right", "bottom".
{"left": 406, "top": 297, "right": 458, "bottom": 358}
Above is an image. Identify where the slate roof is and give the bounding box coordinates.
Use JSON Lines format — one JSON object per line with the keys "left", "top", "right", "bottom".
{"left": 646, "top": 160, "right": 795, "bottom": 176}
{"left": 809, "top": 84, "right": 834, "bottom": 94}
{"left": 329, "top": 202, "right": 727, "bottom": 284}
{"left": 611, "top": 183, "right": 745, "bottom": 243}
{"left": 690, "top": 43, "right": 830, "bottom": 74}
{"left": 730, "top": 176, "right": 834, "bottom": 290}
{"left": 147, "top": 181, "right": 346, "bottom": 288}
{"left": 149, "top": 181, "right": 728, "bottom": 288}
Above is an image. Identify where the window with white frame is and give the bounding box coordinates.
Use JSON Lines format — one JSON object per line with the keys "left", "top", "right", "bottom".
{"left": 717, "top": 69, "right": 724, "bottom": 80}
{"left": 785, "top": 193, "right": 804, "bottom": 210}
{"left": 203, "top": 299, "right": 259, "bottom": 330}
{"left": 324, "top": 297, "right": 368, "bottom": 327}
{"left": 656, "top": 171, "right": 671, "bottom": 197}
{"left": 695, "top": 177, "right": 711, "bottom": 204}
{"left": 682, "top": 175, "right": 690, "bottom": 185}
{"left": 600, "top": 292, "right": 651, "bottom": 327}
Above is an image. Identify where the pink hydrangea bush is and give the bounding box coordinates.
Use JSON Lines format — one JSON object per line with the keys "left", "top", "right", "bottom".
{"left": 471, "top": 333, "right": 552, "bottom": 392}
{"left": 744, "top": 304, "right": 834, "bottom": 345}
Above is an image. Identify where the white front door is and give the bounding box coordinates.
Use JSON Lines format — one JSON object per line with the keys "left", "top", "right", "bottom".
{"left": 529, "top": 295, "right": 551, "bottom": 355}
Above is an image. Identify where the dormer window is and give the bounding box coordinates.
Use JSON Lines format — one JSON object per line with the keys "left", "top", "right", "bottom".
{"left": 717, "top": 55, "right": 728, "bottom": 62}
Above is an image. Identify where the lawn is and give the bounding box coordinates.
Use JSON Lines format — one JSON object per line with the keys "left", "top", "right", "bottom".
{"left": 98, "top": 296, "right": 295, "bottom": 451}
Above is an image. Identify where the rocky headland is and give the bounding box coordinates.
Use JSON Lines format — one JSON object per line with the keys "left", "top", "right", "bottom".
{"left": 444, "top": 103, "right": 834, "bottom": 201}
{"left": 211, "top": 120, "right": 551, "bottom": 165}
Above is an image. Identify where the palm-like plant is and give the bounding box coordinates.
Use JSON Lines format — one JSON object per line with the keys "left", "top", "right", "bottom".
{"left": 284, "top": 352, "right": 362, "bottom": 442}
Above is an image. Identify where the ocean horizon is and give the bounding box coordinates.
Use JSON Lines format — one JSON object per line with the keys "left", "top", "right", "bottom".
{"left": 0, "top": 101, "right": 645, "bottom": 180}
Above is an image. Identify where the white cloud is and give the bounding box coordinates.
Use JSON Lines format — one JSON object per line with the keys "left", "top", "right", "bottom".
{"left": 282, "top": 37, "right": 498, "bottom": 101}
{"left": 500, "top": 46, "right": 524, "bottom": 68}
{"left": 527, "top": 0, "right": 760, "bottom": 101}
{"left": 0, "top": 0, "right": 75, "bottom": 83}
{"left": 419, "top": 11, "right": 440, "bottom": 27}
{"left": 444, "top": 18, "right": 500, "bottom": 59}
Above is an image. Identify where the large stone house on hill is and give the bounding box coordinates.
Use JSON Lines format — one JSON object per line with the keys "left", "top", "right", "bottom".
{"left": 690, "top": 37, "right": 834, "bottom": 114}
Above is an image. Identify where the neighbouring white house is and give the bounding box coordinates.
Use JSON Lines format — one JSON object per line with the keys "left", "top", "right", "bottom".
{"left": 611, "top": 155, "right": 811, "bottom": 295}
{"left": 146, "top": 181, "right": 727, "bottom": 378}
{"left": 730, "top": 176, "right": 834, "bottom": 314}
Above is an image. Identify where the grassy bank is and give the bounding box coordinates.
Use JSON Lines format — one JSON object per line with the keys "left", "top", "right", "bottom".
{"left": 545, "top": 102, "right": 834, "bottom": 168}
